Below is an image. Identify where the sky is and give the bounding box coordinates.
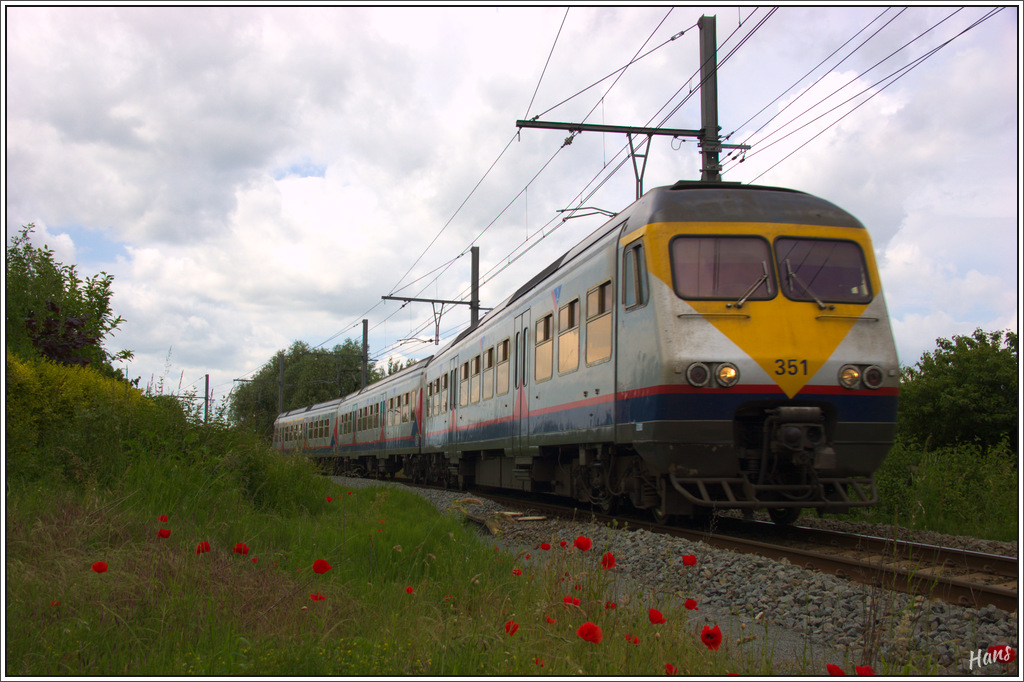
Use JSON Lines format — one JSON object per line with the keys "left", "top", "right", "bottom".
{"left": 4, "top": 4, "right": 1020, "bottom": 410}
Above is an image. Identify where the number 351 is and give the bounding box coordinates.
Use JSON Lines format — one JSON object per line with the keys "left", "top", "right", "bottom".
{"left": 775, "top": 359, "right": 808, "bottom": 376}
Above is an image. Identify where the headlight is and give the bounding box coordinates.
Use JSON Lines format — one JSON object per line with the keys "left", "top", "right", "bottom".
{"left": 863, "top": 365, "right": 884, "bottom": 389}
{"left": 838, "top": 364, "right": 861, "bottom": 389}
{"left": 686, "top": 362, "right": 710, "bottom": 388}
{"left": 716, "top": 363, "right": 740, "bottom": 388}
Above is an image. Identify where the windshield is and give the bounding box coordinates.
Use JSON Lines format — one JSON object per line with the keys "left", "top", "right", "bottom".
{"left": 670, "top": 236, "right": 776, "bottom": 301}
{"left": 775, "top": 238, "right": 871, "bottom": 304}
{"left": 669, "top": 235, "right": 872, "bottom": 304}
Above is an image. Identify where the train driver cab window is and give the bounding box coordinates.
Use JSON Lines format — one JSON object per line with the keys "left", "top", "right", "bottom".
{"left": 496, "top": 339, "right": 510, "bottom": 396}
{"left": 671, "top": 236, "right": 776, "bottom": 301}
{"left": 558, "top": 299, "right": 580, "bottom": 374}
{"left": 623, "top": 241, "right": 648, "bottom": 309}
{"left": 775, "top": 237, "right": 872, "bottom": 303}
{"left": 535, "top": 313, "right": 553, "bottom": 383}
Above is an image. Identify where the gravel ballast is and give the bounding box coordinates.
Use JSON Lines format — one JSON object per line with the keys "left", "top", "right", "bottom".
{"left": 334, "top": 477, "right": 1018, "bottom": 676}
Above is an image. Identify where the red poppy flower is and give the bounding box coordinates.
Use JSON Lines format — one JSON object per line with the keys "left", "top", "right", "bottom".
{"left": 251, "top": 557, "right": 257, "bottom": 563}
{"left": 195, "top": 541, "right": 211, "bottom": 554}
{"left": 601, "top": 551, "right": 616, "bottom": 569}
{"left": 559, "top": 540, "right": 567, "bottom": 548}
{"left": 504, "top": 620, "right": 519, "bottom": 636}
{"left": 326, "top": 496, "right": 332, "bottom": 502}
{"left": 158, "top": 514, "right": 168, "bottom": 522}
{"left": 157, "top": 528, "right": 171, "bottom": 539}
{"left": 312, "top": 559, "right": 331, "bottom": 574}
{"left": 685, "top": 599, "right": 699, "bottom": 610}
{"left": 91, "top": 561, "right": 108, "bottom": 573}
{"left": 405, "top": 586, "right": 414, "bottom": 594}
{"left": 310, "top": 592, "right": 326, "bottom": 601}
{"left": 648, "top": 608, "right": 666, "bottom": 624}
{"left": 682, "top": 554, "right": 696, "bottom": 566}
{"left": 525, "top": 553, "right": 531, "bottom": 560}
{"left": 50, "top": 600, "right": 60, "bottom": 607}
{"left": 665, "top": 663, "right": 678, "bottom": 675}
{"left": 545, "top": 615, "right": 556, "bottom": 624}
{"left": 576, "top": 621, "right": 603, "bottom": 643}
{"left": 512, "top": 568, "right": 522, "bottom": 576}
{"left": 233, "top": 542, "right": 249, "bottom": 555}
{"left": 346, "top": 491, "right": 352, "bottom": 495}
{"left": 444, "top": 594, "right": 454, "bottom": 602}
{"left": 624, "top": 633, "right": 640, "bottom": 645}
{"left": 826, "top": 663, "right": 845, "bottom": 675}
{"left": 701, "top": 624, "right": 722, "bottom": 651}
{"left": 573, "top": 535, "right": 592, "bottom": 551}
{"left": 605, "top": 600, "right": 617, "bottom": 610}
{"left": 574, "top": 583, "right": 582, "bottom": 591}
{"left": 540, "top": 543, "right": 551, "bottom": 551}
{"left": 534, "top": 657, "right": 545, "bottom": 667}
{"left": 854, "top": 665, "right": 875, "bottom": 675}
{"left": 987, "top": 645, "right": 1016, "bottom": 664}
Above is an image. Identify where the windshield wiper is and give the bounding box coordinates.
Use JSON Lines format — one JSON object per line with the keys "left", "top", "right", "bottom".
{"left": 728, "top": 261, "right": 769, "bottom": 309}
{"left": 784, "top": 259, "right": 827, "bottom": 310}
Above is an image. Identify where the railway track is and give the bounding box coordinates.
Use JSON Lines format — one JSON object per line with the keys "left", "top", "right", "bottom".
{"left": 425, "top": 482, "right": 1018, "bottom": 614}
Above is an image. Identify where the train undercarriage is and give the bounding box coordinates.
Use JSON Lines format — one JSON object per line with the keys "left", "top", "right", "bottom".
{"left": 314, "top": 403, "right": 880, "bottom": 526}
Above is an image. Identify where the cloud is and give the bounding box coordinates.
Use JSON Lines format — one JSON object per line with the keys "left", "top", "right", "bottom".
{"left": 5, "top": 6, "right": 1017, "bottom": 401}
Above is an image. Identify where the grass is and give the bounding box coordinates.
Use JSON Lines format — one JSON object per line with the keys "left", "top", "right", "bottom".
{"left": 5, "top": 352, "right": 1015, "bottom": 675}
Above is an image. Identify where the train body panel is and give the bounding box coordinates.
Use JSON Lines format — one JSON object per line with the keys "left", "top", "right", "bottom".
{"left": 274, "top": 182, "right": 900, "bottom": 521}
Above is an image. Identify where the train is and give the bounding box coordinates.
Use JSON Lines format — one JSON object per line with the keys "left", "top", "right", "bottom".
{"left": 273, "top": 180, "right": 899, "bottom": 524}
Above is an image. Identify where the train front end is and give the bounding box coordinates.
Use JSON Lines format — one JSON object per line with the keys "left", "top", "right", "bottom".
{"left": 628, "top": 183, "right": 899, "bottom": 521}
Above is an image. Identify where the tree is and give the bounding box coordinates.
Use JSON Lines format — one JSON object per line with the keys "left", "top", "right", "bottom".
{"left": 898, "top": 328, "right": 1018, "bottom": 451}
{"left": 228, "top": 339, "right": 385, "bottom": 438}
{"left": 5, "top": 224, "right": 132, "bottom": 374}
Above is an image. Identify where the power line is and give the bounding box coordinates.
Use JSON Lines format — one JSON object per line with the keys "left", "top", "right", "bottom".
{"left": 746, "top": 7, "right": 1004, "bottom": 183}
{"left": 722, "top": 6, "right": 972, "bottom": 176}
{"left": 524, "top": 7, "right": 570, "bottom": 120}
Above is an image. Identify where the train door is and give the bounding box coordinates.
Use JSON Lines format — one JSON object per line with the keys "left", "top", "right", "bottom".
{"left": 513, "top": 310, "right": 531, "bottom": 455}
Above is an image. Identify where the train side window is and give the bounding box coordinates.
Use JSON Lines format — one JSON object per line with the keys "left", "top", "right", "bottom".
{"left": 441, "top": 374, "right": 449, "bottom": 411}
{"left": 471, "top": 354, "right": 481, "bottom": 404}
{"left": 623, "top": 241, "right": 648, "bottom": 309}
{"left": 535, "top": 313, "right": 553, "bottom": 383}
{"left": 483, "top": 347, "right": 495, "bottom": 400}
{"left": 587, "top": 280, "right": 613, "bottom": 364}
{"left": 496, "top": 338, "right": 510, "bottom": 396}
{"left": 558, "top": 298, "right": 580, "bottom": 374}
{"left": 401, "top": 392, "right": 409, "bottom": 423}
{"left": 460, "top": 362, "right": 470, "bottom": 407}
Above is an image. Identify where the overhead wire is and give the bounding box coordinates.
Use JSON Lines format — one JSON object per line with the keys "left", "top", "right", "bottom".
{"left": 722, "top": 6, "right": 979, "bottom": 176}
{"left": 746, "top": 6, "right": 1005, "bottom": 184}
{"left": 370, "top": 10, "right": 694, "bottom": 357}
{"left": 723, "top": 6, "right": 901, "bottom": 156}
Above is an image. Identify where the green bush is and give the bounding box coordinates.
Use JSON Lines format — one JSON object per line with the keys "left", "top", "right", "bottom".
{"left": 855, "top": 437, "right": 1017, "bottom": 541}
{"left": 5, "top": 349, "right": 147, "bottom": 485}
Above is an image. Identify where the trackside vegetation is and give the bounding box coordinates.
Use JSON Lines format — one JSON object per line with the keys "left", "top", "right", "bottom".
{"left": 842, "top": 329, "right": 1018, "bottom": 541}
{"left": 6, "top": 351, "right": 824, "bottom": 676}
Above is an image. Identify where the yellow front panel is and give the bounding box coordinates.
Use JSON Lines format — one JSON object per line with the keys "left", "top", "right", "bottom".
{"left": 626, "top": 222, "right": 882, "bottom": 398}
